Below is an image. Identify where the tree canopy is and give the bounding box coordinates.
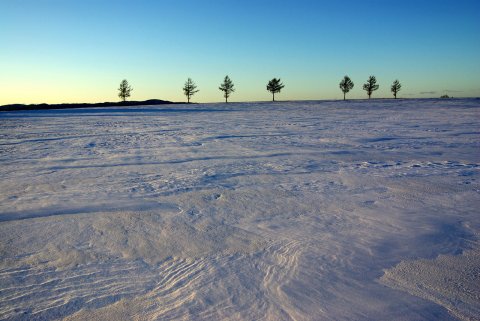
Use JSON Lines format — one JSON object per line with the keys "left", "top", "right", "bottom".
{"left": 118, "top": 79, "right": 133, "bottom": 102}
{"left": 339, "top": 76, "right": 354, "bottom": 100}
{"left": 219, "top": 75, "right": 235, "bottom": 103}
{"left": 183, "top": 78, "right": 199, "bottom": 103}
{"left": 363, "top": 76, "right": 379, "bottom": 99}
{"left": 266, "top": 78, "right": 285, "bottom": 101}
{"left": 391, "top": 80, "right": 401, "bottom": 99}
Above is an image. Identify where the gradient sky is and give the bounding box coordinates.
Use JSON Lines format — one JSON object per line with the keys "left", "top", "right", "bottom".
{"left": 1, "top": 0, "right": 479, "bottom": 104}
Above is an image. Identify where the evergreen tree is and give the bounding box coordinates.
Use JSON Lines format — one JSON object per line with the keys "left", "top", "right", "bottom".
{"left": 391, "top": 79, "right": 401, "bottom": 99}
{"left": 118, "top": 79, "right": 133, "bottom": 102}
{"left": 363, "top": 76, "right": 379, "bottom": 99}
{"left": 219, "top": 75, "right": 235, "bottom": 103}
{"left": 339, "top": 76, "right": 354, "bottom": 100}
{"left": 266, "top": 78, "right": 285, "bottom": 101}
{"left": 183, "top": 78, "right": 199, "bottom": 103}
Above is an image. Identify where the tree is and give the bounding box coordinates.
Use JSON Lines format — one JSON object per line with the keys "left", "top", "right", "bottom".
{"left": 118, "top": 79, "right": 133, "bottom": 102}
{"left": 339, "top": 76, "right": 354, "bottom": 100}
{"left": 391, "top": 79, "right": 401, "bottom": 99}
{"left": 183, "top": 78, "right": 199, "bottom": 103}
{"left": 266, "top": 78, "right": 285, "bottom": 101}
{"left": 219, "top": 75, "right": 235, "bottom": 103}
{"left": 363, "top": 76, "right": 379, "bottom": 99}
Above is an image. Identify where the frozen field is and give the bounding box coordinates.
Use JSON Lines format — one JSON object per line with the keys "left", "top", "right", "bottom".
{"left": 0, "top": 99, "right": 479, "bottom": 320}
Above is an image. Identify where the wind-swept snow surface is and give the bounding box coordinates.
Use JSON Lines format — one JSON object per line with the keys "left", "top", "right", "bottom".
{"left": 0, "top": 99, "right": 479, "bottom": 320}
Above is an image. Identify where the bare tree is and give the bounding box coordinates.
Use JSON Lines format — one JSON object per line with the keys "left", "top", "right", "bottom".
{"left": 266, "top": 78, "right": 285, "bottom": 101}
{"left": 183, "top": 78, "right": 199, "bottom": 103}
{"left": 219, "top": 75, "right": 235, "bottom": 103}
{"left": 391, "top": 79, "right": 401, "bottom": 99}
{"left": 363, "top": 76, "right": 379, "bottom": 99}
{"left": 339, "top": 76, "right": 354, "bottom": 100}
{"left": 118, "top": 79, "right": 133, "bottom": 102}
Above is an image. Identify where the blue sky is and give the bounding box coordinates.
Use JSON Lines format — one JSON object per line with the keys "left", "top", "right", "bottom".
{"left": 1, "top": 0, "right": 479, "bottom": 104}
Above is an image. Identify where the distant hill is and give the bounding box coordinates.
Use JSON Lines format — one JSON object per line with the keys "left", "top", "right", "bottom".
{"left": 0, "top": 99, "right": 176, "bottom": 111}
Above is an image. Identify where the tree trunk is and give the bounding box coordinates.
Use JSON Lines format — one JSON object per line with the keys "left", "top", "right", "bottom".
{"left": 344, "top": 92, "right": 346, "bottom": 100}
{"left": 273, "top": 93, "right": 275, "bottom": 102}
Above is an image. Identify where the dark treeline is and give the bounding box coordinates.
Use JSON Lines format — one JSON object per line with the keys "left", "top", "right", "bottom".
{"left": 0, "top": 99, "right": 174, "bottom": 112}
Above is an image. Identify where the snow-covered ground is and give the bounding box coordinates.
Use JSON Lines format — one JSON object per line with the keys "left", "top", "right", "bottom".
{"left": 0, "top": 99, "right": 479, "bottom": 320}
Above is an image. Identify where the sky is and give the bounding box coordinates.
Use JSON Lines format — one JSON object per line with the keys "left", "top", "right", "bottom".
{"left": 1, "top": 0, "right": 479, "bottom": 104}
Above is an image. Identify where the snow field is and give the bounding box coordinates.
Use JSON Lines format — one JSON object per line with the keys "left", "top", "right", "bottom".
{"left": 0, "top": 99, "right": 479, "bottom": 320}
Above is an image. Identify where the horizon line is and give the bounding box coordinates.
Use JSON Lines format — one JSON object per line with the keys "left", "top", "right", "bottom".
{"left": 2, "top": 96, "right": 479, "bottom": 110}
